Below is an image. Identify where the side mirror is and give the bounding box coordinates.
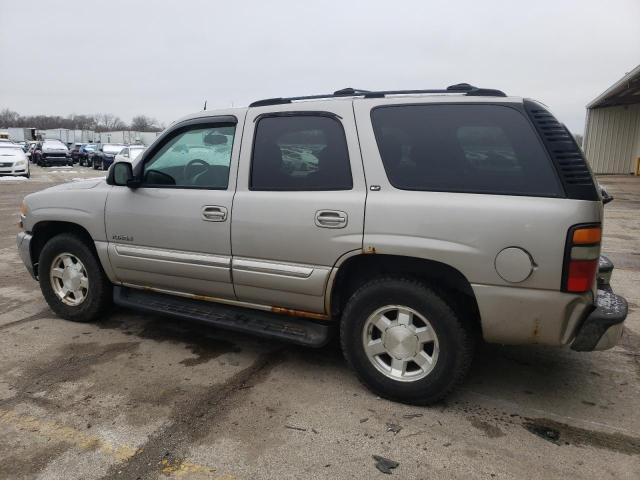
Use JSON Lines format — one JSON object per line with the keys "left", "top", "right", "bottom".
{"left": 108, "top": 161, "right": 137, "bottom": 187}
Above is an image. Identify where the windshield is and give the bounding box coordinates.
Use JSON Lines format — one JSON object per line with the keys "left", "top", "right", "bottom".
{"left": 84, "top": 145, "right": 97, "bottom": 151}
{"left": 43, "top": 140, "right": 67, "bottom": 150}
{"left": 103, "top": 144, "right": 125, "bottom": 154}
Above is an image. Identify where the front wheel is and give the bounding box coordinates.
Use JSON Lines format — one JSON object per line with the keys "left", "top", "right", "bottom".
{"left": 340, "top": 277, "right": 474, "bottom": 405}
{"left": 38, "top": 233, "right": 112, "bottom": 322}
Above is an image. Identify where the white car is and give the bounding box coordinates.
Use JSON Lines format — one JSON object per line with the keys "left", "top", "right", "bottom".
{"left": 0, "top": 143, "right": 30, "bottom": 178}
{"left": 114, "top": 145, "right": 147, "bottom": 166}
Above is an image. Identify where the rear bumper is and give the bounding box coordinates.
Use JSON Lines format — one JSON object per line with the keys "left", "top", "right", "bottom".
{"left": 472, "top": 255, "right": 627, "bottom": 349}
{"left": 570, "top": 257, "right": 627, "bottom": 352}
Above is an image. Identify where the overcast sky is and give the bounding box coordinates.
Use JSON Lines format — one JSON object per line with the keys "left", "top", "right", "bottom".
{"left": 1, "top": 0, "right": 639, "bottom": 132}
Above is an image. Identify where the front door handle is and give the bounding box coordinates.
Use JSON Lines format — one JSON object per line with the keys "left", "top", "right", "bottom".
{"left": 315, "top": 210, "right": 347, "bottom": 228}
{"left": 202, "top": 205, "right": 227, "bottom": 222}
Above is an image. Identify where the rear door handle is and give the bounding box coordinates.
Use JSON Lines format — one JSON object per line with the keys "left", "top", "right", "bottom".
{"left": 202, "top": 205, "right": 227, "bottom": 222}
{"left": 315, "top": 210, "right": 347, "bottom": 228}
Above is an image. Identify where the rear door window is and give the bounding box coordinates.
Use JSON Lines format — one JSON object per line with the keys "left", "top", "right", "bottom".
{"left": 250, "top": 115, "right": 352, "bottom": 191}
{"left": 371, "top": 104, "right": 563, "bottom": 197}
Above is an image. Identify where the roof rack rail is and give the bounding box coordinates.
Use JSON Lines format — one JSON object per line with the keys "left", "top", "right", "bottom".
{"left": 249, "top": 83, "right": 506, "bottom": 107}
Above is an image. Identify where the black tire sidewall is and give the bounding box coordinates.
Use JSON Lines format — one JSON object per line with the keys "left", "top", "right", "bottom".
{"left": 341, "top": 278, "right": 472, "bottom": 404}
{"left": 38, "top": 234, "right": 111, "bottom": 322}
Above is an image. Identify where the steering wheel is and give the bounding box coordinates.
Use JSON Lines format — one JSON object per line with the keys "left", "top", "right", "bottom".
{"left": 184, "top": 159, "right": 210, "bottom": 183}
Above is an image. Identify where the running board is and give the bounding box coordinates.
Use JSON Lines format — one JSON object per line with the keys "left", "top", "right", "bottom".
{"left": 113, "top": 286, "right": 332, "bottom": 347}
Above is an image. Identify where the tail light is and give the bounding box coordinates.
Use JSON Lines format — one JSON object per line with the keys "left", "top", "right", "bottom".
{"left": 562, "top": 224, "right": 601, "bottom": 293}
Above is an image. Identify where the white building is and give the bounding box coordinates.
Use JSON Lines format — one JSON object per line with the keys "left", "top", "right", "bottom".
{"left": 95, "top": 130, "right": 161, "bottom": 145}
{"left": 583, "top": 65, "right": 640, "bottom": 175}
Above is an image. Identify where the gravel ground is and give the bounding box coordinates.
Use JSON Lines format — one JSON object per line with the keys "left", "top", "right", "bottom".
{"left": 0, "top": 166, "right": 639, "bottom": 479}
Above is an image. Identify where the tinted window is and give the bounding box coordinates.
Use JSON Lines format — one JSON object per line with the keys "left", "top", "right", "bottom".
{"left": 142, "top": 124, "right": 235, "bottom": 189}
{"left": 251, "top": 115, "right": 352, "bottom": 191}
{"left": 371, "top": 105, "right": 562, "bottom": 197}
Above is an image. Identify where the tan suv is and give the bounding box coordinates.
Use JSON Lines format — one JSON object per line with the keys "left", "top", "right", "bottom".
{"left": 17, "top": 84, "right": 628, "bottom": 404}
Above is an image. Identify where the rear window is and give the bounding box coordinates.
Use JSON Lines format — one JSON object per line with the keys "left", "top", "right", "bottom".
{"left": 371, "top": 104, "right": 563, "bottom": 197}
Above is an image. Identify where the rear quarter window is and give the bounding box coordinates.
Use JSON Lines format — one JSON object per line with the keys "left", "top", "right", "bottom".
{"left": 371, "top": 104, "right": 563, "bottom": 197}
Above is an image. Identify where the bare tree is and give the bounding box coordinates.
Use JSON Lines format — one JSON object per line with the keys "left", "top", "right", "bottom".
{"left": 0, "top": 109, "right": 160, "bottom": 132}
{"left": 0, "top": 108, "right": 20, "bottom": 127}
{"left": 131, "top": 115, "right": 161, "bottom": 132}
{"left": 94, "top": 113, "right": 126, "bottom": 132}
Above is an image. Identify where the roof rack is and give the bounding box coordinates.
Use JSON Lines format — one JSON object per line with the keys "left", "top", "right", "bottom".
{"left": 249, "top": 83, "right": 506, "bottom": 107}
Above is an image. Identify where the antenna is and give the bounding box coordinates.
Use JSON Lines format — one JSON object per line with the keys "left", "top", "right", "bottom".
{"left": 203, "top": 100, "right": 207, "bottom": 111}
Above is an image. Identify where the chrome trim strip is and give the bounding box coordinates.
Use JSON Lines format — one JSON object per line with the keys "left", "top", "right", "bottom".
{"left": 120, "top": 282, "right": 330, "bottom": 321}
{"left": 114, "top": 244, "right": 230, "bottom": 268}
{"left": 232, "top": 258, "right": 313, "bottom": 278}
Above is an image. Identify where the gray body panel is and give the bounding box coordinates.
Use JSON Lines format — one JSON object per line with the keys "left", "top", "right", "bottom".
{"left": 231, "top": 101, "right": 366, "bottom": 313}
{"left": 102, "top": 110, "right": 246, "bottom": 299}
{"left": 22, "top": 178, "right": 110, "bottom": 241}
{"left": 352, "top": 97, "right": 604, "bottom": 345}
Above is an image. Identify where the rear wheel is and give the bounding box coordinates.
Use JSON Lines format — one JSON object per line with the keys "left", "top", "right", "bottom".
{"left": 341, "top": 277, "right": 474, "bottom": 405}
{"left": 38, "top": 233, "right": 112, "bottom": 322}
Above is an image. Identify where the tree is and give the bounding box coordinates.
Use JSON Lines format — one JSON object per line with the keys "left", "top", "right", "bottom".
{"left": 94, "top": 113, "right": 126, "bottom": 132}
{"left": 0, "top": 108, "right": 20, "bottom": 127}
{"left": 130, "top": 115, "right": 161, "bottom": 132}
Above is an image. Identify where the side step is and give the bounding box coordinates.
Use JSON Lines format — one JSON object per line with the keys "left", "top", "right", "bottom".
{"left": 113, "top": 286, "right": 332, "bottom": 347}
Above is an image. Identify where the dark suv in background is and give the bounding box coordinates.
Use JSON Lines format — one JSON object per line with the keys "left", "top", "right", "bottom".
{"left": 69, "top": 143, "right": 83, "bottom": 163}
{"left": 92, "top": 144, "right": 126, "bottom": 170}
{"left": 77, "top": 144, "right": 98, "bottom": 166}
{"left": 33, "top": 139, "right": 72, "bottom": 167}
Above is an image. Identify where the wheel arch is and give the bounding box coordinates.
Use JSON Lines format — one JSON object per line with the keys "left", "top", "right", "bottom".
{"left": 30, "top": 221, "right": 96, "bottom": 277}
{"left": 328, "top": 253, "right": 482, "bottom": 335}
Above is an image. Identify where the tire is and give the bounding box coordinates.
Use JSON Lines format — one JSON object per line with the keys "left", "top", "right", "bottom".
{"left": 340, "top": 277, "right": 474, "bottom": 405}
{"left": 38, "top": 233, "right": 112, "bottom": 322}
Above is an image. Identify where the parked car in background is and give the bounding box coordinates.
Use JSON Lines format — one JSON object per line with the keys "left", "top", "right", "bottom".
{"left": 26, "top": 143, "right": 38, "bottom": 162}
{"left": 78, "top": 144, "right": 98, "bottom": 167}
{"left": 92, "top": 144, "right": 126, "bottom": 170}
{"left": 69, "top": 143, "right": 84, "bottom": 163}
{"left": 85, "top": 145, "right": 100, "bottom": 167}
{"left": 33, "top": 139, "right": 72, "bottom": 167}
{"left": 0, "top": 143, "right": 30, "bottom": 177}
{"left": 114, "top": 145, "right": 146, "bottom": 165}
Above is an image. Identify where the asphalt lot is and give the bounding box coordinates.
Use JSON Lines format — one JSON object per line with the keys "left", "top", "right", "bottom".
{"left": 0, "top": 166, "right": 639, "bottom": 479}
